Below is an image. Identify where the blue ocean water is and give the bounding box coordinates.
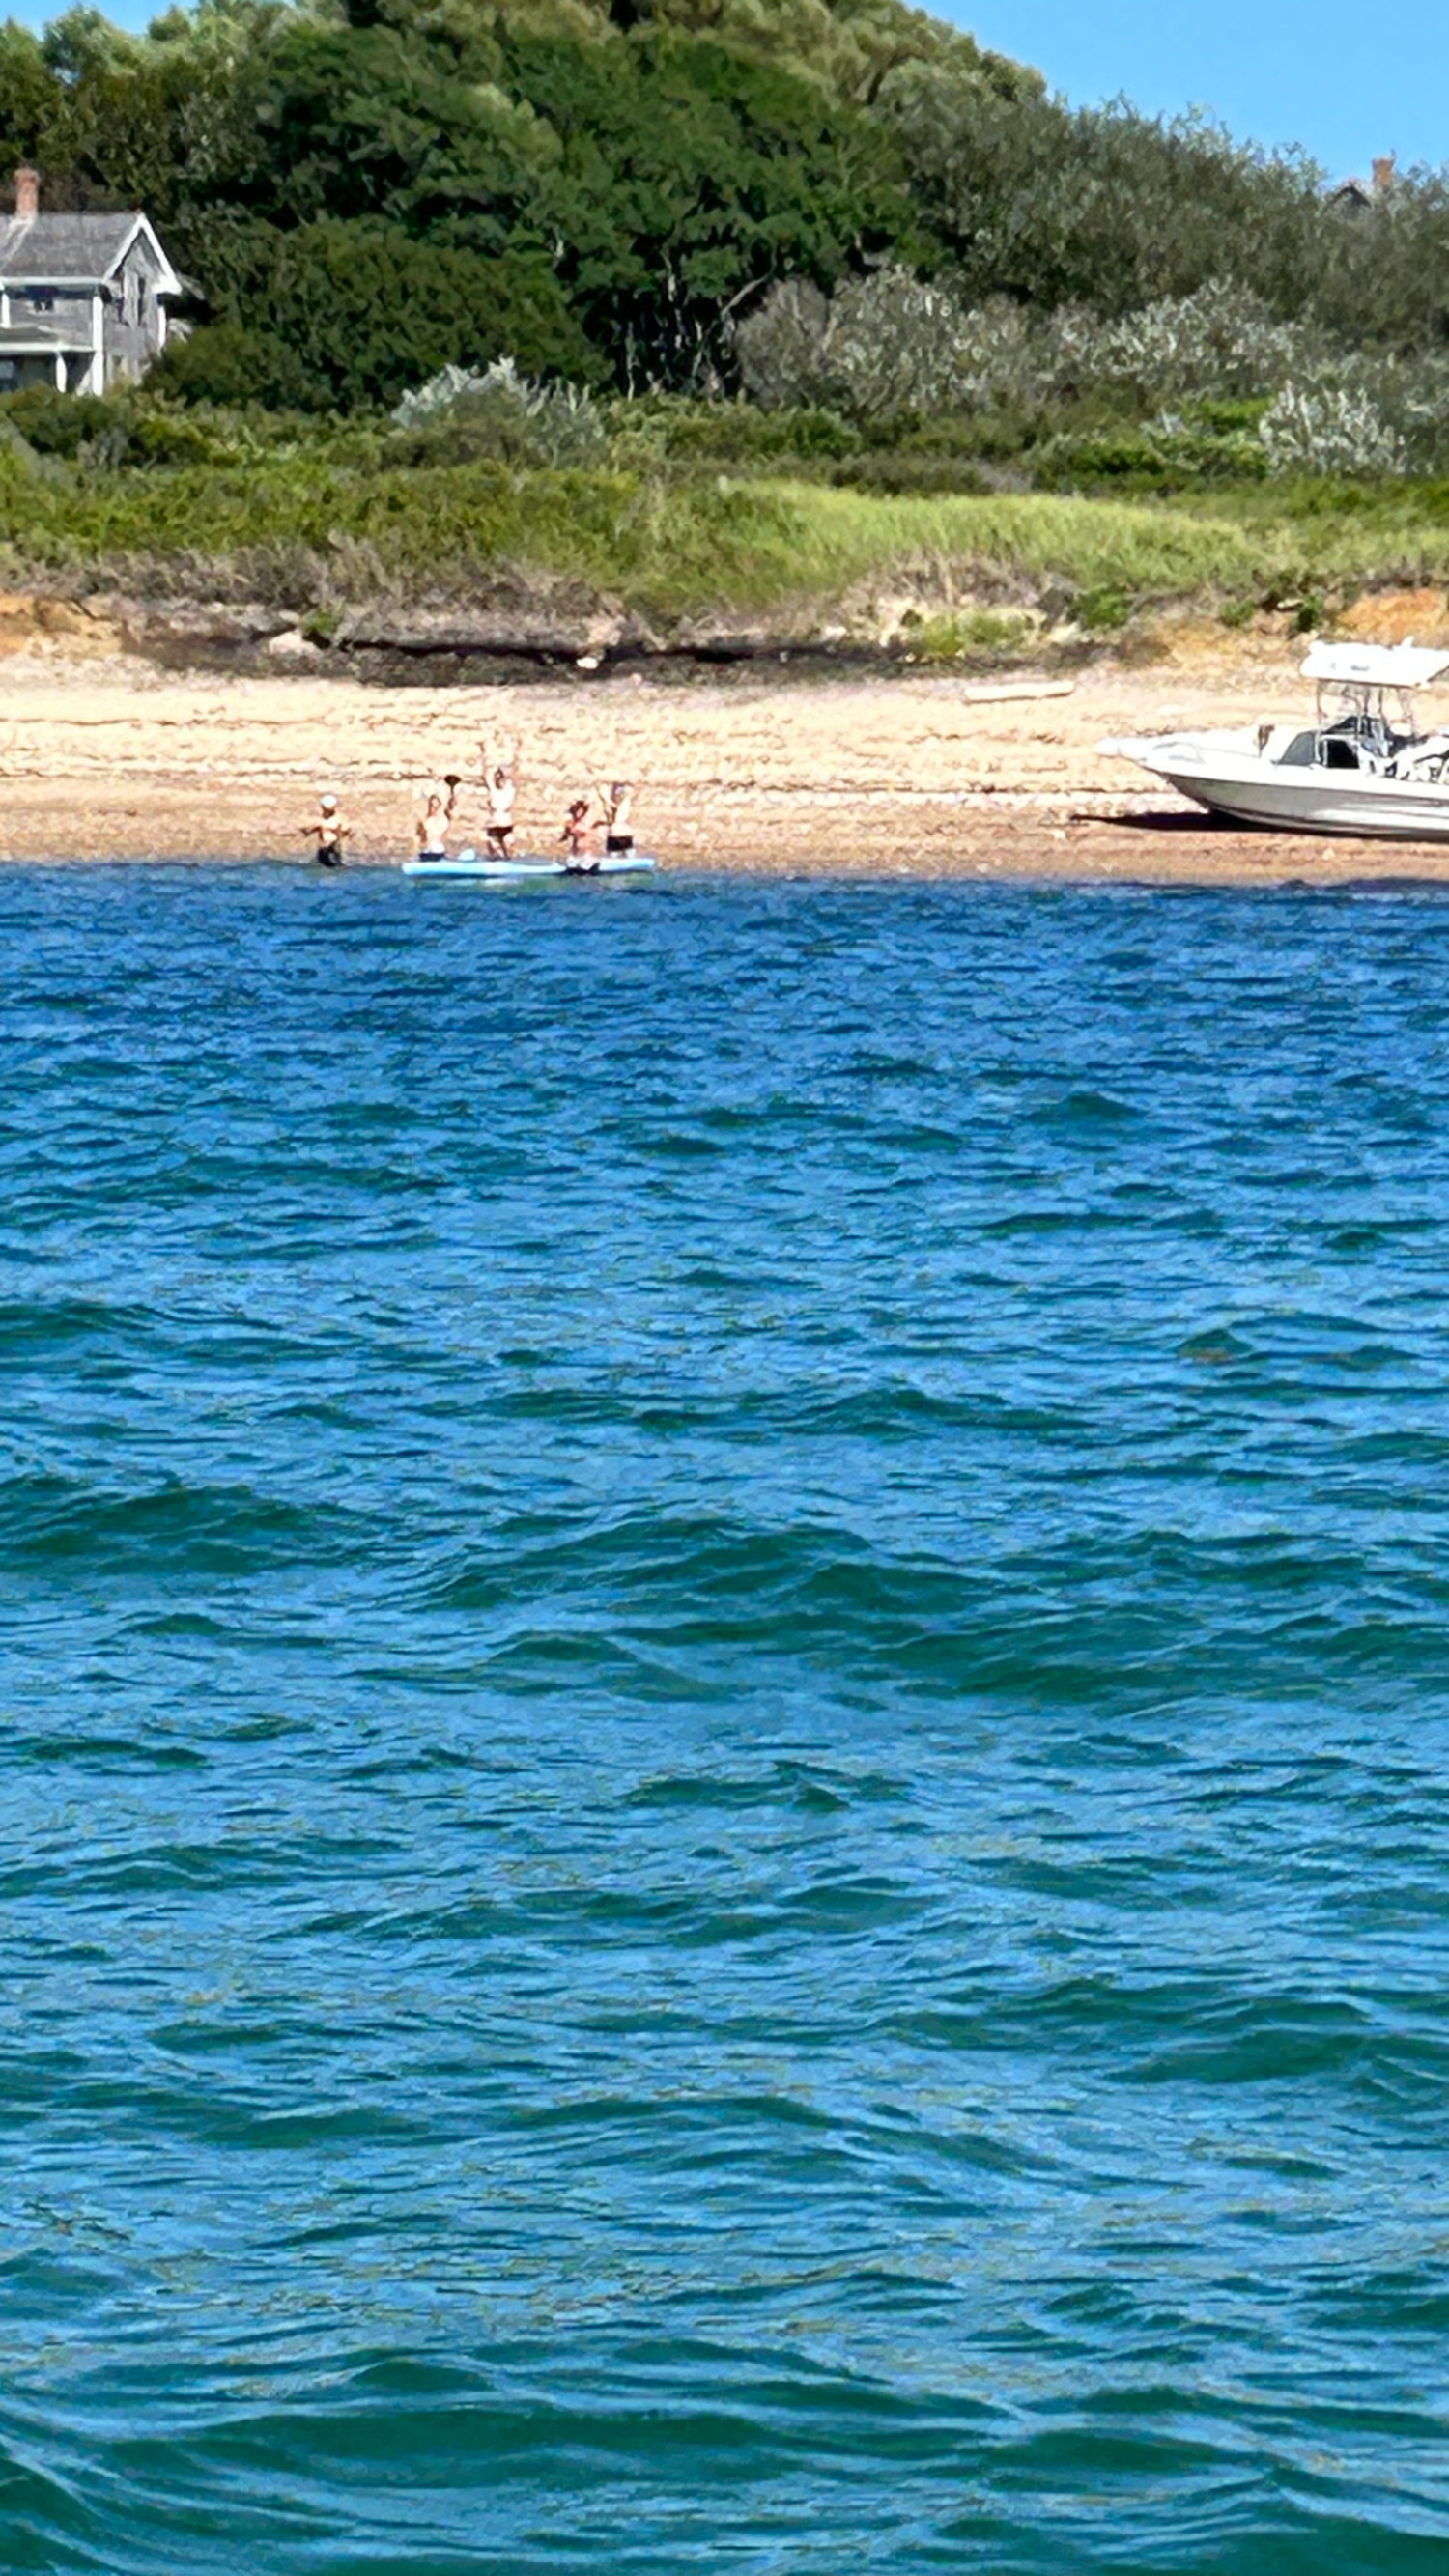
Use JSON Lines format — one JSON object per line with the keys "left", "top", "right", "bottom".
{"left": 3, "top": 863, "right": 1449, "bottom": 2574}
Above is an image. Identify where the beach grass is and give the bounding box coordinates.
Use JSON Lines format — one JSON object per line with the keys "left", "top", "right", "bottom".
{"left": 3, "top": 444, "right": 1449, "bottom": 628}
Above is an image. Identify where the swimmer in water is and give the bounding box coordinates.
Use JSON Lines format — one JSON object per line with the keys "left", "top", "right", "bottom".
{"left": 414, "top": 779, "right": 456, "bottom": 862}
{"left": 561, "top": 794, "right": 600, "bottom": 869}
{"left": 308, "top": 789, "right": 352, "bottom": 867}
{"left": 594, "top": 778, "right": 636, "bottom": 857}
{"left": 480, "top": 735, "right": 519, "bottom": 859}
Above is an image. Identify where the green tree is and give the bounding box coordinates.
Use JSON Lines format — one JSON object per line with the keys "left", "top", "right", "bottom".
{"left": 595, "top": 0, "right": 1037, "bottom": 110}
{"left": 11, "top": 0, "right": 1449, "bottom": 422}
{"left": 222, "top": 14, "right": 555, "bottom": 239}
{"left": 1315, "top": 177, "right": 1449, "bottom": 354}
{"left": 0, "top": 21, "right": 60, "bottom": 171}
{"left": 198, "top": 217, "right": 598, "bottom": 407}
{"left": 879, "top": 67, "right": 1324, "bottom": 319}
{"left": 504, "top": 28, "right": 920, "bottom": 382}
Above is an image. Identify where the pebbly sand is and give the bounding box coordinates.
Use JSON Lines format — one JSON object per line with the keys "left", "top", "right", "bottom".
{"left": 5, "top": 638, "right": 1449, "bottom": 881}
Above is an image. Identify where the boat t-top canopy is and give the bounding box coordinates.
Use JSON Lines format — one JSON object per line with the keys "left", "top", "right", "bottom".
{"left": 1301, "top": 641, "right": 1449, "bottom": 690}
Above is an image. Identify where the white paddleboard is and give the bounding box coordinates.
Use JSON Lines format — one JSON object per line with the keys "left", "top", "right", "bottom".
{"left": 401, "top": 850, "right": 658, "bottom": 882}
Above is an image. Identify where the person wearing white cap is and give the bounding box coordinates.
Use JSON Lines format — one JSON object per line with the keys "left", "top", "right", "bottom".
{"left": 308, "top": 788, "right": 352, "bottom": 867}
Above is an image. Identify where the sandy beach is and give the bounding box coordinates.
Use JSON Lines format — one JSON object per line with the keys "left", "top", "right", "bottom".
{"left": 5, "top": 632, "right": 1449, "bottom": 880}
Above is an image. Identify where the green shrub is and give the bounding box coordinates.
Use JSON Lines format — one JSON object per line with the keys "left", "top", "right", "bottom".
{"left": 0, "top": 386, "right": 116, "bottom": 459}
{"left": 1033, "top": 412, "right": 1269, "bottom": 495}
{"left": 619, "top": 399, "right": 864, "bottom": 465}
{"left": 1074, "top": 583, "right": 1133, "bottom": 631}
{"left": 386, "top": 360, "right": 607, "bottom": 467}
{"left": 889, "top": 412, "right": 1036, "bottom": 458}
{"left": 826, "top": 452, "right": 992, "bottom": 495}
{"left": 115, "top": 407, "right": 241, "bottom": 467}
{"left": 150, "top": 325, "right": 318, "bottom": 413}
{"left": 1260, "top": 382, "right": 1406, "bottom": 480}
{"left": 903, "top": 608, "right": 1034, "bottom": 659}
{"left": 736, "top": 271, "right": 1045, "bottom": 418}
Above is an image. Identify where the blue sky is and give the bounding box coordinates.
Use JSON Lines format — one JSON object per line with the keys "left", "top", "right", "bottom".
{"left": 4, "top": 0, "right": 1443, "bottom": 178}
{"left": 946, "top": 0, "right": 1443, "bottom": 176}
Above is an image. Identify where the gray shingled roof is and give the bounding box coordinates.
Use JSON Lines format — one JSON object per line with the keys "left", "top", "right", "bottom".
{"left": 0, "top": 212, "right": 140, "bottom": 281}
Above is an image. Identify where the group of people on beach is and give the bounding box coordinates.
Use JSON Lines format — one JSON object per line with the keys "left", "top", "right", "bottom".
{"left": 305, "top": 738, "right": 637, "bottom": 868}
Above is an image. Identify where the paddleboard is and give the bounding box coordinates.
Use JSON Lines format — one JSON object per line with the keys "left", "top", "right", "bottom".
{"left": 402, "top": 850, "right": 658, "bottom": 881}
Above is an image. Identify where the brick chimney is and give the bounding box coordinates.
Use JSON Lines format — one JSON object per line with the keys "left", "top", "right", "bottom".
{"left": 1373, "top": 153, "right": 1396, "bottom": 195}
{"left": 14, "top": 166, "right": 38, "bottom": 221}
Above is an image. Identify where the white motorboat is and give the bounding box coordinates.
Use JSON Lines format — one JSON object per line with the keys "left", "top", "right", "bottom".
{"left": 1102, "top": 642, "right": 1449, "bottom": 838}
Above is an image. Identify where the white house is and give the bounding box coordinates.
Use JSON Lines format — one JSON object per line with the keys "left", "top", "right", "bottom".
{"left": 0, "top": 167, "right": 182, "bottom": 396}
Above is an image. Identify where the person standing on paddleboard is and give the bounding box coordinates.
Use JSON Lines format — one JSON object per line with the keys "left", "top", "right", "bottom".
{"left": 479, "top": 736, "right": 519, "bottom": 861}
{"left": 595, "top": 779, "right": 637, "bottom": 858}
{"left": 414, "top": 778, "right": 457, "bottom": 863}
{"left": 308, "top": 789, "right": 352, "bottom": 867}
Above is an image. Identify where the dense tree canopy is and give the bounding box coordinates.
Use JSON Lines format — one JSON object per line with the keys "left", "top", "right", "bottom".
{"left": 0, "top": 0, "right": 1443, "bottom": 412}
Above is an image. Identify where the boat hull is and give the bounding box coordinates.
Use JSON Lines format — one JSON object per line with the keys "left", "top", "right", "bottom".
{"left": 1107, "top": 736, "right": 1449, "bottom": 842}
{"left": 1163, "top": 768, "right": 1449, "bottom": 841}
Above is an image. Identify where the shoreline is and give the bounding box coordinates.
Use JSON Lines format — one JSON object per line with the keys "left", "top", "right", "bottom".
{"left": 6, "top": 647, "right": 1449, "bottom": 883}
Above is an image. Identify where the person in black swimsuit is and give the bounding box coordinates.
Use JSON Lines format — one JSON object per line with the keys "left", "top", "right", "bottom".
{"left": 480, "top": 734, "right": 520, "bottom": 858}
{"left": 595, "top": 779, "right": 637, "bottom": 856}
{"left": 308, "top": 790, "right": 352, "bottom": 866}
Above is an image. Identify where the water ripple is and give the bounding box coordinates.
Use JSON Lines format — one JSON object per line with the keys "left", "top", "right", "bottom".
{"left": 1, "top": 870, "right": 1448, "bottom": 2570}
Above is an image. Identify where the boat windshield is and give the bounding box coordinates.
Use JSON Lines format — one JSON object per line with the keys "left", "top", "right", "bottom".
{"left": 1314, "top": 677, "right": 1418, "bottom": 761}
